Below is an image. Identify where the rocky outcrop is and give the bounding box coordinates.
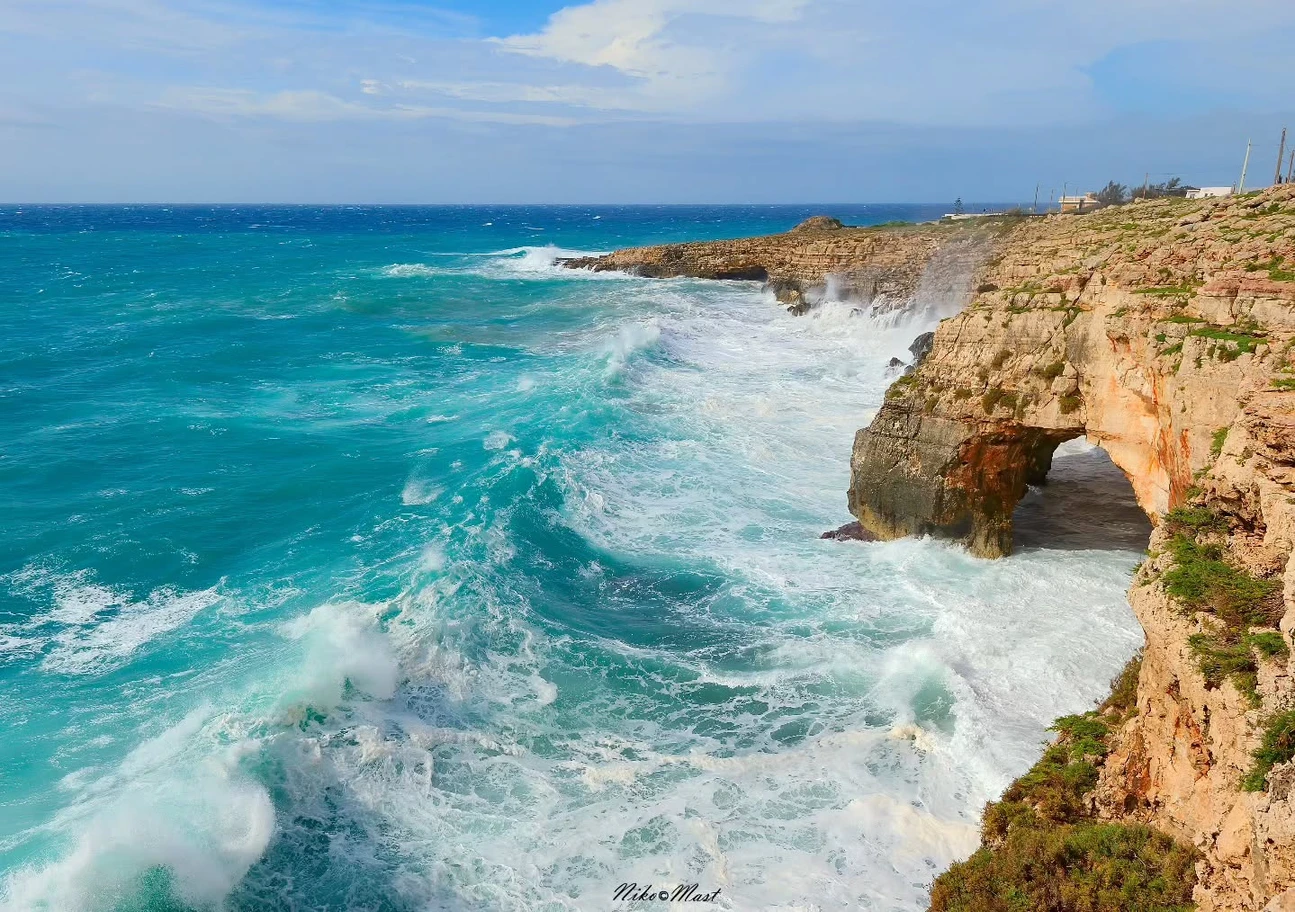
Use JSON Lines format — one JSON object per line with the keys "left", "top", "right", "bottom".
{"left": 563, "top": 217, "right": 1007, "bottom": 315}
{"left": 846, "top": 187, "right": 1295, "bottom": 910}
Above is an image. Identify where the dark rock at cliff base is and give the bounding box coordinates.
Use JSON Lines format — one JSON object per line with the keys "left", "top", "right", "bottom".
{"left": 886, "top": 357, "right": 906, "bottom": 374}
{"left": 790, "top": 216, "right": 844, "bottom": 233}
{"left": 908, "top": 331, "right": 935, "bottom": 365}
{"left": 820, "top": 521, "right": 877, "bottom": 541}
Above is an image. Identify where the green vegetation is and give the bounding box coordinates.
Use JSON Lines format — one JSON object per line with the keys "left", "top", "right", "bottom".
{"left": 1134, "top": 285, "right": 1200, "bottom": 297}
{"left": 930, "top": 823, "right": 1199, "bottom": 912}
{"left": 1272, "top": 378, "right": 1295, "bottom": 391}
{"left": 954, "top": 388, "right": 972, "bottom": 400}
{"left": 1157, "top": 506, "right": 1283, "bottom": 712}
{"left": 1131, "top": 177, "right": 1186, "bottom": 200}
{"left": 1247, "top": 631, "right": 1290, "bottom": 660}
{"left": 982, "top": 388, "right": 1017, "bottom": 413}
{"left": 1037, "top": 360, "right": 1066, "bottom": 381}
{"left": 1210, "top": 427, "right": 1228, "bottom": 458}
{"left": 1162, "top": 506, "right": 1228, "bottom": 536}
{"left": 1243, "top": 710, "right": 1295, "bottom": 792}
{"left": 991, "top": 350, "right": 1011, "bottom": 370}
{"left": 1059, "top": 394, "right": 1082, "bottom": 415}
{"left": 1246, "top": 254, "right": 1295, "bottom": 282}
{"left": 1163, "top": 535, "right": 1279, "bottom": 628}
{"left": 1106, "top": 653, "right": 1143, "bottom": 722}
{"left": 885, "top": 373, "right": 917, "bottom": 400}
{"left": 1188, "top": 326, "right": 1265, "bottom": 361}
{"left": 1187, "top": 634, "right": 1259, "bottom": 705}
{"left": 930, "top": 653, "right": 1199, "bottom": 912}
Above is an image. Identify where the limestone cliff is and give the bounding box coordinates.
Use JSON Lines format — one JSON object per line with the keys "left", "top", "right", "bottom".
{"left": 848, "top": 187, "right": 1295, "bottom": 910}
{"left": 563, "top": 216, "right": 1004, "bottom": 314}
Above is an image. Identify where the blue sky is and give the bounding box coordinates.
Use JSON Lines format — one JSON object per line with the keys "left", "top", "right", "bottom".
{"left": 2, "top": 0, "right": 1293, "bottom": 202}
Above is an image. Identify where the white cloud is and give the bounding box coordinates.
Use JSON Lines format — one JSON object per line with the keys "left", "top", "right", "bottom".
{"left": 398, "top": 79, "right": 644, "bottom": 111}
{"left": 155, "top": 87, "right": 577, "bottom": 126}
{"left": 493, "top": 0, "right": 811, "bottom": 108}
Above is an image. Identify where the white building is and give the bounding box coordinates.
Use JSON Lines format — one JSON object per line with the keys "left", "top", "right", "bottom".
{"left": 1185, "top": 186, "right": 1234, "bottom": 199}
{"left": 1059, "top": 193, "right": 1102, "bottom": 213}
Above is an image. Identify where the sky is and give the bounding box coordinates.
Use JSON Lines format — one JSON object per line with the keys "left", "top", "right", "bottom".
{"left": 1, "top": 0, "right": 1293, "bottom": 203}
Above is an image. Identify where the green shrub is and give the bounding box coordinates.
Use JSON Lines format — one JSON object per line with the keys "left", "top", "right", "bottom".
{"left": 1059, "top": 395, "right": 1082, "bottom": 415}
{"left": 1243, "top": 710, "right": 1295, "bottom": 792}
{"left": 930, "top": 654, "right": 1198, "bottom": 912}
{"left": 1247, "top": 631, "right": 1290, "bottom": 660}
{"left": 885, "top": 373, "right": 917, "bottom": 400}
{"left": 930, "top": 822, "right": 1199, "bottom": 912}
{"left": 1103, "top": 652, "right": 1143, "bottom": 720}
{"left": 1037, "top": 360, "right": 1066, "bottom": 381}
{"left": 991, "top": 350, "right": 1011, "bottom": 370}
{"left": 1162, "top": 506, "right": 1227, "bottom": 536}
{"left": 1163, "top": 535, "right": 1281, "bottom": 627}
{"left": 1274, "top": 378, "right": 1295, "bottom": 391}
{"left": 983, "top": 388, "right": 1016, "bottom": 412}
{"left": 1188, "top": 326, "right": 1265, "bottom": 357}
{"left": 1187, "top": 633, "right": 1259, "bottom": 705}
{"left": 1210, "top": 428, "right": 1228, "bottom": 457}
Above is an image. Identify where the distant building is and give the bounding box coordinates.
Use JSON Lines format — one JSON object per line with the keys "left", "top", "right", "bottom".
{"left": 1059, "top": 193, "right": 1102, "bottom": 214}
{"left": 1185, "top": 186, "right": 1234, "bottom": 199}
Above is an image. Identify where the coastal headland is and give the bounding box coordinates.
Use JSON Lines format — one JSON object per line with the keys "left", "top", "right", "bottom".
{"left": 566, "top": 189, "right": 1295, "bottom": 912}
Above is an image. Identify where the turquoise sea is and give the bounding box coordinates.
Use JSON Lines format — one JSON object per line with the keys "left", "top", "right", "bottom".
{"left": 0, "top": 205, "right": 1147, "bottom": 911}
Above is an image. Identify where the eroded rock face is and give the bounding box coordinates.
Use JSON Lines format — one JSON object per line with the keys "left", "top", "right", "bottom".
{"left": 847, "top": 187, "right": 1295, "bottom": 910}
{"left": 562, "top": 218, "right": 1005, "bottom": 315}
{"left": 850, "top": 188, "right": 1295, "bottom": 558}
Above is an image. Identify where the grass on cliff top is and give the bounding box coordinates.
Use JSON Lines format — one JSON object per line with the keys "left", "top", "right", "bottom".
{"left": 930, "top": 654, "right": 1200, "bottom": 912}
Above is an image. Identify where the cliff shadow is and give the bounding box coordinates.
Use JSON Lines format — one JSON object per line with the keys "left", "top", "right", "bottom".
{"left": 1011, "top": 439, "right": 1152, "bottom": 553}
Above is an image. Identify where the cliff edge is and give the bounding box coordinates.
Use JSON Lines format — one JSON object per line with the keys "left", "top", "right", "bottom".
{"left": 847, "top": 187, "right": 1295, "bottom": 911}
{"left": 563, "top": 216, "right": 1008, "bottom": 314}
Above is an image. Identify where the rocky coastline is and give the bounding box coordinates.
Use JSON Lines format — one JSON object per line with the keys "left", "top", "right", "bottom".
{"left": 573, "top": 189, "right": 1295, "bottom": 911}
{"left": 562, "top": 214, "right": 1010, "bottom": 315}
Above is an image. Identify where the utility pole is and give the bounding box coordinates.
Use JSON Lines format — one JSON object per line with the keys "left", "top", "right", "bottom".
{"left": 1275, "top": 128, "right": 1288, "bottom": 185}
{"left": 1033, "top": 183, "right": 1039, "bottom": 213}
{"left": 1239, "top": 139, "right": 1252, "bottom": 193}
{"left": 1142, "top": 172, "right": 1150, "bottom": 199}
{"left": 1288, "top": 150, "right": 1295, "bottom": 184}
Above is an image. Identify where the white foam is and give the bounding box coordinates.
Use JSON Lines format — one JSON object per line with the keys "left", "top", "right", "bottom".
{"left": 4, "top": 246, "right": 1148, "bottom": 912}
{"left": 0, "top": 711, "right": 274, "bottom": 912}
{"left": 279, "top": 601, "right": 400, "bottom": 712}
{"left": 1, "top": 569, "right": 219, "bottom": 676}
{"left": 483, "top": 430, "right": 513, "bottom": 451}
{"left": 603, "top": 319, "right": 662, "bottom": 376}
{"left": 400, "top": 478, "right": 443, "bottom": 506}
{"left": 381, "top": 263, "right": 439, "bottom": 278}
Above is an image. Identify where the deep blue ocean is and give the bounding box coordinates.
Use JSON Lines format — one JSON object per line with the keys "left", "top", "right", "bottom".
{"left": 0, "top": 205, "right": 1146, "bottom": 911}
